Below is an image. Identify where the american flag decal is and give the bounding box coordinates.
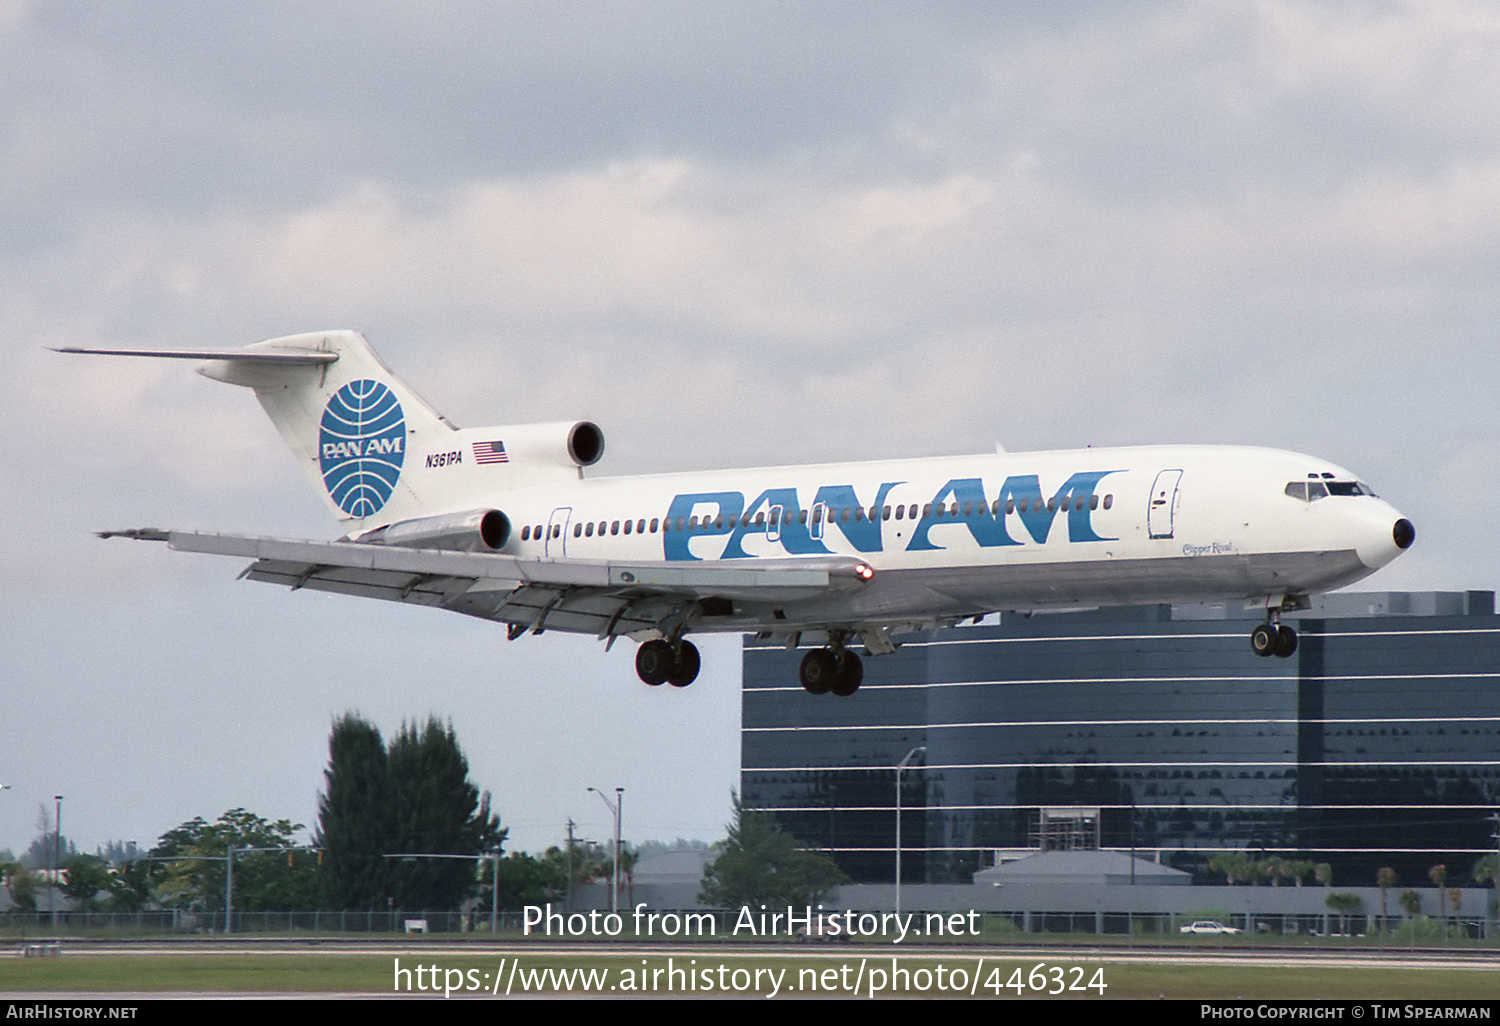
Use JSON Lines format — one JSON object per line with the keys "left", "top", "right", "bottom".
{"left": 472, "top": 440, "right": 508, "bottom": 465}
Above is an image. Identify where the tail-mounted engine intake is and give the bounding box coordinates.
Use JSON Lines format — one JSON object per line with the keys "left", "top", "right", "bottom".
{"left": 484, "top": 420, "right": 604, "bottom": 471}
{"left": 356, "top": 509, "right": 510, "bottom": 551}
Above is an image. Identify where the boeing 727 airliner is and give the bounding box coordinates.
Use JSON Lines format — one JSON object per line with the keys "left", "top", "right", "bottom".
{"left": 63, "top": 330, "right": 1415, "bottom": 696}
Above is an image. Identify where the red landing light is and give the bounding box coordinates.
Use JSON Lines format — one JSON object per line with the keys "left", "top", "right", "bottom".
{"left": 855, "top": 563, "right": 874, "bottom": 581}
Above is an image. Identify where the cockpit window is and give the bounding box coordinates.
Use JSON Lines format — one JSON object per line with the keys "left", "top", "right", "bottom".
{"left": 1287, "top": 479, "right": 1373, "bottom": 501}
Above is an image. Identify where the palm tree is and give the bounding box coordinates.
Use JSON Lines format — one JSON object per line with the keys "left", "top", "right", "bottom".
{"left": 1471, "top": 854, "right": 1500, "bottom": 939}
{"left": 1264, "top": 857, "right": 1285, "bottom": 887}
{"left": 1208, "top": 852, "right": 1248, "bottom": 885}
{"left": 617, "top": 846, "right": 640, "bottom": 908}
{"left": 1377, "top": 867, "right": 1399, "bottom": 936}
{"left": 1325, "top": 891, "right": 1361, "bottom": 935}
{"left": 1429, "top": 864, "right": 1448, "bottom": 925}
{"left": 1314, "top": 862, "right": 1334, "bottom": 934}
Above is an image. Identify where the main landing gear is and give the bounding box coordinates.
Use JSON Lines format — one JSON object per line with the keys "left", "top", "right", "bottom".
{"left": 635, "top": 639, "right": 701, "bottom": 687}
{"left": 799, "top": 641, "right": 863, "bottom": 697}
{"left": 1250, "top": 619, "right": 1298, "bottom": 659}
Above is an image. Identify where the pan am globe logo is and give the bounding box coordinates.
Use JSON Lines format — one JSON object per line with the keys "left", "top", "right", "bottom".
{"left": 319, "top": 379, "right": 406, "bottom": 518}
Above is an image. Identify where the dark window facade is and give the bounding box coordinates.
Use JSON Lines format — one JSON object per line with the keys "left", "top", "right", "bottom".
{"left": 741, "top": 593, "right": 1500, "bottom": 886}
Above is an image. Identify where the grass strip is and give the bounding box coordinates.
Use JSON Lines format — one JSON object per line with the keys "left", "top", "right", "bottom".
{"left": 3, "top": 952, "right": 1498, "bottom": 999}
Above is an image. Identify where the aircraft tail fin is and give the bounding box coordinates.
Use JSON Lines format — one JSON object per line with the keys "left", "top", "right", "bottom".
{"left": 61, "top": 330, "right": 455, "bottom": 528}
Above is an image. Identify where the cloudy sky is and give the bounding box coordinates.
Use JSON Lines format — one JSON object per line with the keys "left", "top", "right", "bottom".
{"left": 3, "top": 0, "right": 1497, "bottom": 859}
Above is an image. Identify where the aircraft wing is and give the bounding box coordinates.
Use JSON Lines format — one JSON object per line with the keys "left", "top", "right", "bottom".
{"left": 99, "top": 529, "right": 872, "bottom": 642}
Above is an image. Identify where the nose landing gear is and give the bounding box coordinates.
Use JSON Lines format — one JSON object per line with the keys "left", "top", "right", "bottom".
{"left": 1250, "top": 620, "right": 1298, "bottom": 658}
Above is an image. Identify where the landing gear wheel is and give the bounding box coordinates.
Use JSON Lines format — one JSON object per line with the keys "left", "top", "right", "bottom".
{"left": 667, "top": 641, "right": 701, "bottom": 687}
{"left": 635, "top": 640, "right": 673, "bottom": 685}
{"left": 799, "top": 649, "right": 837, "bottom": 694}
{"left": 1275, "top": 624, "right": 1298, "bottom": 658}
{"left": 830, "top": 650, "right": 863, "bottom": 696}
{"left": 1250, "top": 623, "right": 1278, "bottom": 658}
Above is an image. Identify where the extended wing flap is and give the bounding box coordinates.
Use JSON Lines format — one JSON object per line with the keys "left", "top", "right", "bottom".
{"left": 116, "top": 530, "right": 851, "bottom": 598}
{"left": 242, "top": 559, "right": 461, "bottom": 608}
{"left": 99, "top": 529, "right": 869, "bottom": 639}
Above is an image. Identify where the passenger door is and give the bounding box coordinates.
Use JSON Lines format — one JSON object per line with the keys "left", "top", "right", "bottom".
{"left": 1148, "top": 470, "right": 1182, "bottom": 539}
{"left": 545, "top": 506, "right": 572, "bottom": 558}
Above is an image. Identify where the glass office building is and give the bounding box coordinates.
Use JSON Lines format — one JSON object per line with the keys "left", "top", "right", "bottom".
{"left": 740, "top": 592, "right": 1500, "bottom": 885}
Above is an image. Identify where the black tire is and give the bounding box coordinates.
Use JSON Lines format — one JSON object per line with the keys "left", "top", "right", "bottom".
{"left": 830, "top": 650, "right": 863, "bottom": 696}
{"left": 799, "top": 649, "right": 837, "bottom": 694}
{"left": 1275, "top": 624, "right": 1299, "bottom": 658}
{"left": 668, "top": 641, "right": 701, "bottom": 687}
{"left": 635, "top": 640, "right": 673, "bottom": 685}
{"left": 1250, "top": 623, "right": 1278, "bottom": 657}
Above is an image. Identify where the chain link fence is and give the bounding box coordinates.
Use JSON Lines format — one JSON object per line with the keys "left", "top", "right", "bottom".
{"left": 1, "top": 908, "right": 1496, "bottom": 948}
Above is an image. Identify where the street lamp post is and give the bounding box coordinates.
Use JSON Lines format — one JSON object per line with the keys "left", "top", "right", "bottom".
{"left": 225, "top": 847, "right": 235, "bottom": 935}
{"left": 895, "top": 747, "right": 926, "bottom": 918}
{"left": 588, "top": 787, "right": 624, "bottom": 914}
{"left": 52, "top": 795, "right": 63, "bottom": 930}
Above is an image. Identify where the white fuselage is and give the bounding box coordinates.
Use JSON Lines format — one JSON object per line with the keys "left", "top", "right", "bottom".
{"left": 404, "top": 442, "right": 1409, "bottom": 632}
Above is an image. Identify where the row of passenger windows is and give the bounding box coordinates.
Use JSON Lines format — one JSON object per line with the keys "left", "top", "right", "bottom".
{"left": 516, "top": 494, "right": 1116, "bottom": 543}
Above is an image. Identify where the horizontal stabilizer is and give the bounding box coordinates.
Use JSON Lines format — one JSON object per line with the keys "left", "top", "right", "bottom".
{"left": 53, "top": 347, "right": 337, "bottom": 365}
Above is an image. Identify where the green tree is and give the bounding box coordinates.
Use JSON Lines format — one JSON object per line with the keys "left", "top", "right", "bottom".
{"left": 1429, "top": 864, "right": 1448, "bottom": 923}
{"left": 3, "top": 863, "right": 37, "bottom": 912}
{"left": 1376, "top": 866, "right": 1399, "bottom": 935}
{"left": 313, "top": 714, "right": 505, "bottom": 914}
{"left": 1208, "top": 852, "right": 1251, "bottom": 885}
{"left": 699, "top": 795, "right": 848, "bottom": 908}
{"left": 151, "top": 809, "right": 317, "bottom": 912}
{"left": 1472, "top": 854, "right": 1500, "bottom": 935}
{"left": 1399, "top": 888, "right": 1422, "bottom": 920}
{"left": 616, "top": 846, "right": 641, "bottom": 908}
{"left": 22, "top": 805, "right": 74, "bottom": 869}
{"left": 107, "top": 859, "right": 152, "bottom": 912}
{"left": 1262, "top": 856, "right": 1286, "bottom": 886}
{"left": 1325, "top": 891, "right": 1361, "bottom": 934}
{"left": 480, "top": 852, "right": 568, "bottom": 910}
{"left": 314, "top": 714, "right": 393, "bottom": 909}
{"left": 386, "top": 718, "right": 504, "bottom": 911}
{"left": 60, "top": 854, "right": 114, "bottom": 912}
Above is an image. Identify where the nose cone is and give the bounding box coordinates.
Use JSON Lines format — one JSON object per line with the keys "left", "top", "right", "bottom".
{"left": 1393, "top": 518, "right": 1416, "bottom": 550}
{"left": 1354, "top": 502, "right": 1415, "bottom": 570}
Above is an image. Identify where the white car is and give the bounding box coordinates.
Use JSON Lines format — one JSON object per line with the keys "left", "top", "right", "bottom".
{"left": 1180, "top": 920, "right": 1243, "bottom": 935}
